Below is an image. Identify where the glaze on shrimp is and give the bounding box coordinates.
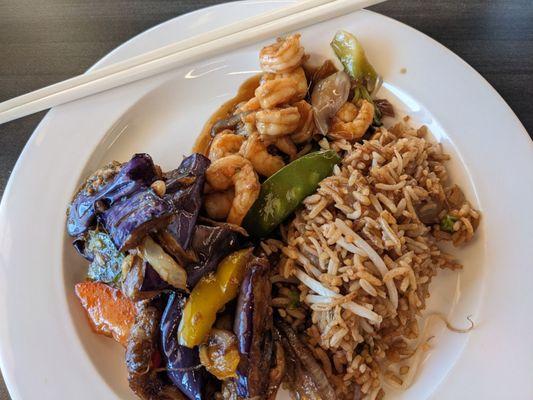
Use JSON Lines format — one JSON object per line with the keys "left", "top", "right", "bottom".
{"left": 204, "top": 189, "right": 234, "bottom": 220}
{"left": 259, "top": 34, "right": 305, "bottom": 73}
{"left": 251, "top": 106, "right": 300, "bottom": 137}
{"left": 329, "top": 100, "right": 374, "bottom": 141}
{"left": 255, "top": 67, "right": 307, "bottom": 109}
{"left": 237, "top": 97, "right": 261, "bottom": 113}
{"left": 290, "top": 100, "right": 315, "bottom": 144}
{"left": 205, "top": 155, "right": 260, "bottom": 225}
{"left": 271, "top": 136, "right": 297, "bottom": 161}
{"left": 240, "top": 132, "right": 285, "bottom": 177}
{"left": 208, "top": 131, "right": 245, "bottom": 161}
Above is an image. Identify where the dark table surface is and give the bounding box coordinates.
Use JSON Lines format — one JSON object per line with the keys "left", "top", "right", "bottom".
{"left": 0, "top": 0, "right": 532, "bottom": 398}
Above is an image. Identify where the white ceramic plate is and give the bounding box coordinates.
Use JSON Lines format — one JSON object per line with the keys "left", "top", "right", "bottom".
{"left": 1, "top": 1, "right": 532, "bottom": 399}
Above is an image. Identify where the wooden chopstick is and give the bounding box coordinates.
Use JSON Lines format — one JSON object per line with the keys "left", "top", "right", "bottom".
{"left": 0, "top": 0, "right": 385, "bottom": 125}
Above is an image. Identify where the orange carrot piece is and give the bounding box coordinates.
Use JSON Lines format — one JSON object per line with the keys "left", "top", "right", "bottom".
{"left": 75, "top": 281, "right": 136, "bottom": 346}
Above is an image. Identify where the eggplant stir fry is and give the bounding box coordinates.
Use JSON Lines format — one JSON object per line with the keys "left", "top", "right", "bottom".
{"left": 69, "top": 31, "right": 478, "bottom": 400}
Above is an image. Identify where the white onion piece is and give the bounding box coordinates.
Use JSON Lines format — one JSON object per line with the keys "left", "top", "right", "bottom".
{"left": 142, "top": 236, "right": 187, "bottom": 291}
{"left": 311, "top": 70, "right": 351, "bottom": 135}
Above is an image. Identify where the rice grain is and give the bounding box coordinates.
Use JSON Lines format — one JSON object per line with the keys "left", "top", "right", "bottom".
{"left": 276, "top": 121, "right": 480, "bottom": 399}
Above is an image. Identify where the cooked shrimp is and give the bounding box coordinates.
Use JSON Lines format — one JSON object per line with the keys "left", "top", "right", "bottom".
{"left": 208, "top": 131, "right": 245, "bottom": 161}
{"left": 255, "top": 67, "right": 307, "bottom": 109}
{"left": 236, "top": 97, "right": 261, "bottom": 113}
{"left": 290, "top": 100, "right": 315, "bottom": 144}
{"left": 204, "top": 189, "right": 234, "bottom": 220}
{"left": 271, "top": 135, "right": 297, "bottom": 161}
{"left": 259, "top": 34, "right": 305, "bottom": 73}
{"left": 252, "top": 106, "right": 300, "bottom": 137}
{"left": 329, "top": 100, "right": 374, "bottom": 141}
{"left": 205, "top": 155, "right": 260, "bottom": 225}
{"left": 240, "top": 132, "right": 285, "bottom": 177}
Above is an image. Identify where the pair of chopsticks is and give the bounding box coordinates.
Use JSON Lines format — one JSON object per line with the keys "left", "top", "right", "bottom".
{"left": 0, "top": 0, "right": 385, "bottom": 125}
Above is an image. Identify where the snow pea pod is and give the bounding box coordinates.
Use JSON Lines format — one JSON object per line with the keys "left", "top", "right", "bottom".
{"left": 242, "top": 150, "right": 341, "bottom": 237}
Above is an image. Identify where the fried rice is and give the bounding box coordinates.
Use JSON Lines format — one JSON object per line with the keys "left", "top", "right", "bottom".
{"left": 266, "top": 119, "right": 480, "bottom": 399}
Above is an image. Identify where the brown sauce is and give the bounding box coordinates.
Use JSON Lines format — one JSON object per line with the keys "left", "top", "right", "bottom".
{"left": 192, "top": 74, "right": 261, "bottom": 155}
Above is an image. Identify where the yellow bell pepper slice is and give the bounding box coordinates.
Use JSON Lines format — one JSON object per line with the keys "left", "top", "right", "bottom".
{"left": 178, "top": 248, "right": 252, "bottom": 348}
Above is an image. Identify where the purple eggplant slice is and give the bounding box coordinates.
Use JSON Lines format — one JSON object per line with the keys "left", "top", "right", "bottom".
{"left": 68, "top": 154, "right": 157, "bottom": 237}
{"left": 266, "top": 329, "right": 286, "bottom": 400}
{"left": 233, "top": 258, "right": 273, "bottom": 398}
{"left": 160, "top": 291, "right": 205, "bottom": 400}
{"left": 100, "top": 189, "right": 174, "bottom": 251}
{"left": 126, "top": 301, "right": 187, "bottom": 400}
{"left": 164, "top": 154, "right": 210, "bottom": 250}
{"left": 121, "top": 255, "right": 172, "bottom": 300}
{"left": 276, "top": 320, "right": 336, "bottom": 400}
{"left": 143, "top": 262, "right": 173, "bottom": 292}
{"left": 156, "top": 229, "right": 198, "bottom": 266}
{"left": 186, "top": 221, "right": 247, "bottom": 288}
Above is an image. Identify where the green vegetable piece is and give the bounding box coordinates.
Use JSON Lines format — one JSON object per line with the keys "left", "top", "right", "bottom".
{"left": 243, "top": 150, "right": 341, "bottom": 237}
{"left": 331, "top": 30, "right": 379, "bottom": 92}
{"left": 178, "top": 249, "right": 252, "bottom": 348}
{"left": 288, "top": 290, "right": 300, "bottom": 309}
{"left": 86, "top": 231, "right": 124, "bottom": 284}
{"left": 332, "top": 30, "right": 383, "bottom": 125}
{"left": 440, "top": 215, "right": 458, "bottom": 233}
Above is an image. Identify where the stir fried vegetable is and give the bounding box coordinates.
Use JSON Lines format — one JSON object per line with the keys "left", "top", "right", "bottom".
{"left": 126, "top": 301, "right": 160, "bottom": 376}
{"left": 178, "top": 249, "right": 252, "bottom": 348}
{"left": 266, "top": 336, "right": 286, "bottom": 400}
{"left": 331, "top": 30, "right": 384, "bottom": 125}
{"left": 141, "top": 237, "right": 188, "bottom": 291}
{"left": 242, "top": 150, "right": 341, "bottom": 237}
{"left": 126, "top": 301, "right": 188, "bottom": 400}
{"left": 160, "top": 292, "right": 206, "bottom": 400}
{"left": 74, "top": 230, "right": 124, "bottom": 285}
{"left": 186, "top": 220, "right": 248, "bottom": 288}
{"left": 331, "top": 30, "right": 379, "bottom": 93}
{"left": 100, "top": 189, "right": 174, "bottom": 251}
{"left": 164, "top": 154, "right": 210, "bottom": 250}
{"left": 233, "top": 258, "right": 274, "bottom": 398}
{"left": 68, "top": 154, "right": 158, "bottom": 237}
{"left": 120, "top": 254, "right": 172, "bottom": 300}
{"left": 311, "top": 70, "right": 351, "bottom": 135}
{"left": 75, "top": 281, "right": 136, "bottom": 346}
{"left": 199, "top": 329, "right": 240, "bottom": 380}
{"left": 440, "top": 214, "right": 458, "bottom": 232}
{"left": 277, "top": 320, "right": 336, "bottom": 400}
